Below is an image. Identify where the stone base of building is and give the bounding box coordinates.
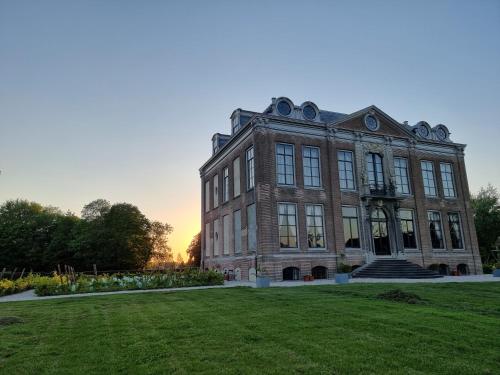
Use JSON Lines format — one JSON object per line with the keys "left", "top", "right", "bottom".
{"left": 203, "top": 250, "right": 482, "bottom": 281}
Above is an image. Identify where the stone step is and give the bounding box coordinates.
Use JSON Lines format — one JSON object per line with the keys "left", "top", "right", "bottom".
{"left": 352, "top": 259, "right": 442, "bottom": 279}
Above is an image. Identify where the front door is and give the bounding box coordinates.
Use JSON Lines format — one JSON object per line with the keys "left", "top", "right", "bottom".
{"left": 371, "top": 208, "right": 391, "bottom": 256}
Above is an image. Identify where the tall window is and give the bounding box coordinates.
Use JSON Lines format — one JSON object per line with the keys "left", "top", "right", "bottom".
{"left": 276, "top": 143, "right": 295, "bottom": 185}
{"left": 421, "top": 161, "right": 437, "bottom": 197}
{"left": 278, "top": 203, "right": 298, "bottom": 248}
{"left": 303, "top": 146, "right": 321, "bottom": 187}
{"left": 204, "top": 181, "right": 210, "bottom": 212}
{"left": 205, "top": 222, "right": 211, "bottom": 257}
{"left": 233, "top": 158, "right": 240, "bottom": 197}
{"left": 213, "top": 174, "right": 219, "bottom": 208}
{"left": 223, "top": 215, "right": 230, "bottom": 255}
{"left": 448, "top": 213, "right": 463, "bottom": 249}
{"left": 246, "top": 147, "right": 254, "bottom": 190}
{"left": 440, "top": 163, "right": 456, "bottom": 198}
{"left": 342, "top": 206, "right": 360, "bottom": 248}
{"left": 234, "top": 210, "right": 241, "bottom": 254}
{"left": 222, "top": 167, "right": 229, "bottom": 202}
{"left": 400, "top": 209, "right": 417, "bottom": 249}
{"left": 338, "top": 151, "right": 355, "bottom": 190}
{"left": 394, "top": 157, "right": 410, "bottom": 194}
{"left": 213, "top": 219, "right": 220, "bottom": 255}
{"left": 366, "top": 153, "right": 384, "bottom": 190}
{"left": 247, "top": 204, "right": 256, "bottom": 252}
{"left": 428, "top": 211, "right": 444, "bottom": 249}
{"left": 306, "top": 204, "right": 325, "bottom": 248}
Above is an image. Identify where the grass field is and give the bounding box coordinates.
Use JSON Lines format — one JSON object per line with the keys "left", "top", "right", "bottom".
{"left": 1, "top": 283, "right": 499, "bottom": 374}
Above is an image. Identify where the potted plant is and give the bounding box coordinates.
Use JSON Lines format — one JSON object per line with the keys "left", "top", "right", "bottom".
{"left": 335, "top": 263, "right": 351, "bottom": 284}
{"left": 256, "top": 267, "right": 271, "bottom": 288}
{"left": 303, "top": 275, "right": 314, "bottom": 282}
{"left": 493, "top": 263, "right": 500, "bottom": 277}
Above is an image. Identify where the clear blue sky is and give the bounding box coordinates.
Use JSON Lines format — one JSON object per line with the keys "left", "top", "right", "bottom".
{"left": 1, "top": 0, "right": 499, "bottom": 257}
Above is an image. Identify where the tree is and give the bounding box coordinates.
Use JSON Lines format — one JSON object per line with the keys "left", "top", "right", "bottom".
{"left": 176, "top": 253, "right": 184, "bottom": 267}
{"left": 0, "top": 199, "right": 68, "bottom": 270}
{"left": 146, "top": 221, "right": 174, "bottom": 268}
{"left": 186, "top": 232, "right": 201, "bottom": 267}
{"left": 81, "top": 199, "right": 111, "bottom": 221}
{"left": 471, "top": 184, "right": 500, "bottom": 263}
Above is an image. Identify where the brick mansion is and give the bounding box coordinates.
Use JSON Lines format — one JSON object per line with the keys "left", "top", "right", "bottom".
{"left": 199, "top": 97, "right": 482, "bottom": 281}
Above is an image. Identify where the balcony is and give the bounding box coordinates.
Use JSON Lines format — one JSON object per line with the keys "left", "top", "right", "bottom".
{"left": 363, "top": 182, "right": 397, "bottom": 198}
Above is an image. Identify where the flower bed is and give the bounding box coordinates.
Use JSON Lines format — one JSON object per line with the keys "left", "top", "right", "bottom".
{"left": 33, "top": 269, "right": 224, "bottom": 296}
{"left": 0, "top": 274, "right": 41, "bottom": 297}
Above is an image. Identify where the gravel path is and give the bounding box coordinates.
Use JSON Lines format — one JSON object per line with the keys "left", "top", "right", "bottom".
{"left": 1, "top": 275, "right": 498, "bottom": 303}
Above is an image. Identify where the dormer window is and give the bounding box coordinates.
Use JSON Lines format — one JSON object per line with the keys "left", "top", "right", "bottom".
{"left": 277, "top": 100, "right": 292, "bottom": 116}
{"left": 302, "top": 105, "right": 317, "bottom": 120}
{"left": 212, "top": 138, "right": 218, "bottom": 154}
{"left": 232, "top": 117, "right": 240, "bottom": 134}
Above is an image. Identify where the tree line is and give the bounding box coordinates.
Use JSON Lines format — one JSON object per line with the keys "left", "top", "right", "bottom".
{"left": 0, "top": 199, "right": 174, "bottom": 271}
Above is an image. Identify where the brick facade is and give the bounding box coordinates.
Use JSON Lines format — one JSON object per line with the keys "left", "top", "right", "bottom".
{"left": 200, "top": 99, "right": 482, "bottom": 281}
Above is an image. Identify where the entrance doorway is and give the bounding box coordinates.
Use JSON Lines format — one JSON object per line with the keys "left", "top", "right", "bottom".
{"left": 371, "top": 208, "right": 391, "bottom": 256}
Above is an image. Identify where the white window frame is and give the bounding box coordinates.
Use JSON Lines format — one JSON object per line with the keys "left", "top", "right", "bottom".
{"left": 394, "top": 157, "right": 411, "bottom": 195}
{"left": 399, "top": 209, "right": 418, "bottom": 249}
{"left": 233, "top": 157, "right": 240, "bottom": 198}
{"left": 338, "top": 150, "right": 356, "bottom": 191}
{"left": 223, "top": 214, "right": 230, "bottom": 255}
{"left": 277, "top": 202, "right": 299, "bottom": 249}
{"left": 213, "top": 174, "right": 219, "bottom": 208}
{"left": 233, "top": 210, "right": 242, "bottom": 254}
{"left": 213, "top": 219, "right": 220, "bottom": 256}
{"left": 222, "top": 167, "right": 229, "bottom": 203}
{"left": 305, "top": 204, "right": 326, "bottom": 249}
{"left": 427, "top": 210, "right": 445, "bottom": 249}
{"left": 246, "top": 146, "right": 255, "bottom": 191}
{"left": 342, "top": 205, "right": 361, "bottom": 249}
{"left": 303, "top": 145, "right": 322, "bottom": 188}
{"left": 276, "top": 143, "right": 296, "bottom": 186}
{"left": 440, "top": 163, "right": 457, "bottom": 198}
{"left": 447, "top": 212, "right": 464, "bottom": 250}
{"left": 421, "top": 161, "right": 437, "bottom": 197}
{"left": 204, "top": 180, "right": 210, "bottom": 212}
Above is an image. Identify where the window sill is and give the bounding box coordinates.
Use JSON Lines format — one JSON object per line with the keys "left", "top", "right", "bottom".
{"left": 277, "top": 184, "right": 297, "bottom": 188}
{"left": 340, "top": 189, "right": 358, "bottom": 193}
{"left": 308, "top": 248, "right": 328, "bottom": 252}
{"left": 279, "top": 248, "right": 300, "bottom": 252}
{"left": 304, "top": 186, "right": 324, "bottom": 190}
{"left": 345, "top": 247, "right": 361, "bottom": 251}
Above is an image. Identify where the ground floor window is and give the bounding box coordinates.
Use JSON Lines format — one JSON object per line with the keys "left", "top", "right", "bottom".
{"left": 311, "top": 266, "right": 327, "bottom": 279}
{"left": 400, "top": 209, "right": 417, "bottom": 249}
{"left": 342, "top": 206, "right": 360, "bottom": 248}
{"left": 448, "top": 212, "right": 464, "bottom": 249}
{"left": 278, "top": 203, "right": 298, "bottom": 248}
{"left": 457, "top": 263, "right": 469, "bottom": 275}
{"left": 428, "top": 211, "right": 444, "bottom": 249}
{"left": 306, "top": 204, "right": 325, "bottom": 248}
{"left": 283, "top": 267, "right": 300, "bottom": 280}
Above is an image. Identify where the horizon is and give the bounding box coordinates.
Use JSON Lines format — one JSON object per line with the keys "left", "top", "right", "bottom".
{"left": 1, "top": 0, "right": 499, "bottom": 259}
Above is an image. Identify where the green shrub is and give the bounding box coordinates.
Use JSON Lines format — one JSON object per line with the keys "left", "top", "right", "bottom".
{"left": 32, "top": 270, "right": 224, "bottom": 296}
{"left": 337, "top": 263, "right": 352, "bottom": 273}
{"left": 483, "top": 264, "right": 493, "bottom": 274}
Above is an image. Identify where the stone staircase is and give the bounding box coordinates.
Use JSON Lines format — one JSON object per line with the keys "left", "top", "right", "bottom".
{"left": 352, "top": 259, "right": 442, "bottom": 279}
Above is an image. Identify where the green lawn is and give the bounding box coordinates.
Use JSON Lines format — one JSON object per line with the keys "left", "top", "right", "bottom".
{"left": 1, "top": 283, "right": 499, "bottom": 374}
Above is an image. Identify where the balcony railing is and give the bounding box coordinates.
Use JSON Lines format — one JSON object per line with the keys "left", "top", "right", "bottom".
{"left": 366, "top": 182, "right": 396, "bottom": 197}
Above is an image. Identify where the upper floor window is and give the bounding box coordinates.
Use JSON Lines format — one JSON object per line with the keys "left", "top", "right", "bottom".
{"left": 448, "top": 212, "right": 464, "bottom": 249}
{"left": 204, "top": 180, "right": 210, "bottom": 212}
{"left": 276, "top": 143, "right": 295, "bottom": 186}
{"left": 233, "top": 158, "right": 240, "bottom": 197}
{"left": 246, "top": 146, "right": 255, "bottom": 190}
{"left": 278, "top": 203, "right": 298, "bottom": 248}
{"left": 366, "top": 153, "right": 384, "bottom": 191}
{"left": 399, "top": 209, "right": 417, "bottom": 249}
{"left": 303, "top": 146, "right": 321, "bottom": 188}
{"left": 306, "top": 204, "right": 325, "bottom": 248}
{"left": 428, "top": 211, "right": 444, "bottom": 249}
{"left": 394, "top": 157, "right": 410, "bottom": 194}
{"left": 342, "top": 206, "right": 360, "bottom": 248}
{"left": 222, "top": 167, "right": 229, "bottom": 202}
{"left": 421, "top": 161, "right": 437, "bottom": 197}
{"left": 338, "top": 151, "right": 355, "bottom": 190}
{"left": 440, "top": 163, "right": 456, "bottom": 198}
{"left": 213, "top": 174, "right": 219, "bottom": 208}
